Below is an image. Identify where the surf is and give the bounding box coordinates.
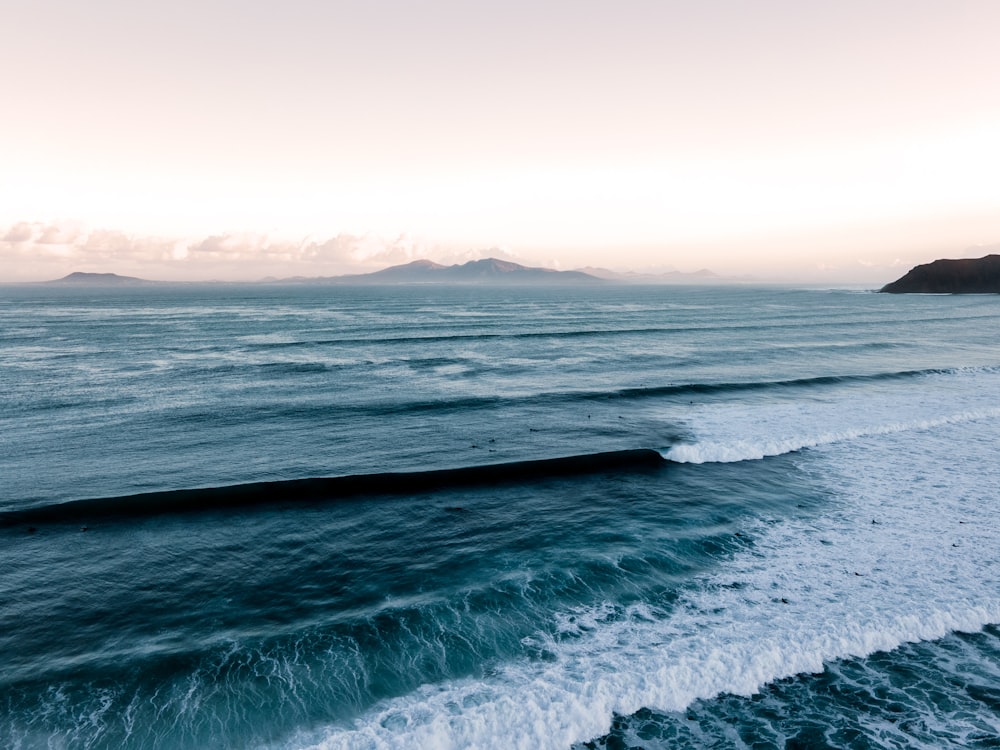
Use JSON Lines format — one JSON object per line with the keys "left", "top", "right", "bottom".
{"left": 284, "top": 412, "right": 1000, "bottom": 750}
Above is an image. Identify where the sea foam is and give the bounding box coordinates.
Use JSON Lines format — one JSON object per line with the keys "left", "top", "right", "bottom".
{"left": 663, "top": 367, "right": 1000, "bottom": 464}
{"left": 281, "top": 371, "right": 1000, "bottom": 750}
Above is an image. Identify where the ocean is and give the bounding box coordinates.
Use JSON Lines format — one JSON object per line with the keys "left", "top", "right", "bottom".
{"left": 1, "top": 283, "right": 999, "bottom": 749}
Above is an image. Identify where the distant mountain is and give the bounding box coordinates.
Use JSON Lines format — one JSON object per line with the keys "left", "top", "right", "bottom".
{"left": 48, "top": 272, "right": 151, "bottom": 285}
{"left": 880, "top": 255, "right": 1000, "bottom": 293}
{"left": 291, "top": 258, "right": 604, "bottom": 285}
{"left": 342, "top": 259, "right": 448, "bottom": 283}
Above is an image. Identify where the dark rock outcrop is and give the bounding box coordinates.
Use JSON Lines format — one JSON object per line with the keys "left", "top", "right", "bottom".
{"left": 879, "top": 255, "right": 1000, "bottom": 293}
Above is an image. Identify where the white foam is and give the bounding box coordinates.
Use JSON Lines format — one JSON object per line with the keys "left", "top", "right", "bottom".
{"left": 664, "top": 407, "right": 1000, "bottom": 463}
{"left": 277, "top": 370, "right": 1000, "bottom": 750}
{"left": 662, "top": 367, "right": 1000, "bottom": 464}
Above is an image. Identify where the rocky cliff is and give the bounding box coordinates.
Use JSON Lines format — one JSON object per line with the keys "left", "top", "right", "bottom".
{"left": 879, "top": 255, "right": 1000, "bottom": 293}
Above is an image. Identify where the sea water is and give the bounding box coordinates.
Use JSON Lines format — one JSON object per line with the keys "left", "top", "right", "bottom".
{"left": 1, "top": 284, "right": 998, "bottom": 749}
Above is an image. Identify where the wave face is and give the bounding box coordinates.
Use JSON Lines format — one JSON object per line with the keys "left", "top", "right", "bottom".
{"left": 2, "top": 284, "right": 1000, "bottom": 749}
{"left": 0, "top": 449, "right": 666, "bottom": 526}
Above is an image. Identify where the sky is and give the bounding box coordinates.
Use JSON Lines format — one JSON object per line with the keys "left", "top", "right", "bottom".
{"left": 3, "top": 0, "right": 1000, "bottom": 282}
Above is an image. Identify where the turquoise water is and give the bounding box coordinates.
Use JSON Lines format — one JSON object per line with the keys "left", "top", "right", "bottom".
{"left": 1, "top": 285, "right": 999, "bottom": 748}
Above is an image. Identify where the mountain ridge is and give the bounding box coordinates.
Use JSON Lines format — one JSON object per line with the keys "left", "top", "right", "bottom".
{"left": 284, "top": 258, "right": 604, "bottom": 285}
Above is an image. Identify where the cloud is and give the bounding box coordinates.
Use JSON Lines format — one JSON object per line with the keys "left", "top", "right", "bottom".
{"left": 189, "top": 233, "right": 254, "bottom": 258}
{"left": 0, "top": 222, "right": 498, "bottom": 281}
{"left": 0, "top": 222, "right": 548, "bottom": 281}
{"left": 36, "top": 222, "right": 85, "bottom": 245}
{"left": 79, "top": 230, "right": 183, "bottom": 264}
{"left": 1, "top": 220, "right": 85, "bottom": 245}
{"left": 301, "top": 233, "right": 420, "bottom": 268}
{"left": 2, "top": 222, "right": 35, "bottom": 242}
{"left": 0, "top": 223, "right": 179, "bottom": 280}
{"left": 188, "top": 233, "right": 330, "bottom": 266}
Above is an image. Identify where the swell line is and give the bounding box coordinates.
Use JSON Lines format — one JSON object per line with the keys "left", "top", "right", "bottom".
{"left": 0, "top": 449, "right": 666, "bottom": 527}
{"left": 340, "top": 367, "right": 965, "bottom": 418}
{"left": 136, "top": 367, "right": 979, "bottom": 430}
{"left": 233, "top": 310, "right": 1000, "bottom": 349}
{"left": 612, "top": 368, "right": 947, "bottom": 399}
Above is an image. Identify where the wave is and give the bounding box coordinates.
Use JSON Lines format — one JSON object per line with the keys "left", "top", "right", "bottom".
{"left": 247, "top": 326, "right": 680, "bottom": 348}
{"left": 665, "top": 407, "right": 1000, "bottom": 463}
{"left": 57, "top": 366, "right": 993, "bottom": 432}
{"left": 236, "top": 310, "right": 1000, "bottom": 351}
{"left": 293, "top": 367, "right": 977, "bottom": 419}
{"left": 610, "top": 367, "right": 947, "bottom": 399}
{"left": 285, "top": 409, "right": 1000, "bottom": 750}
{"left": 290, "top": 603, "right": 1000, "bottom": 750}
{"left": 0, "top": 449, "right": 666, "bottom": 527}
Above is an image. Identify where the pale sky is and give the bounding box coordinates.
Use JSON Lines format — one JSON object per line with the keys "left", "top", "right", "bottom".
{"left": 3, "top": 0, "right": 1000, "bottom": 282}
